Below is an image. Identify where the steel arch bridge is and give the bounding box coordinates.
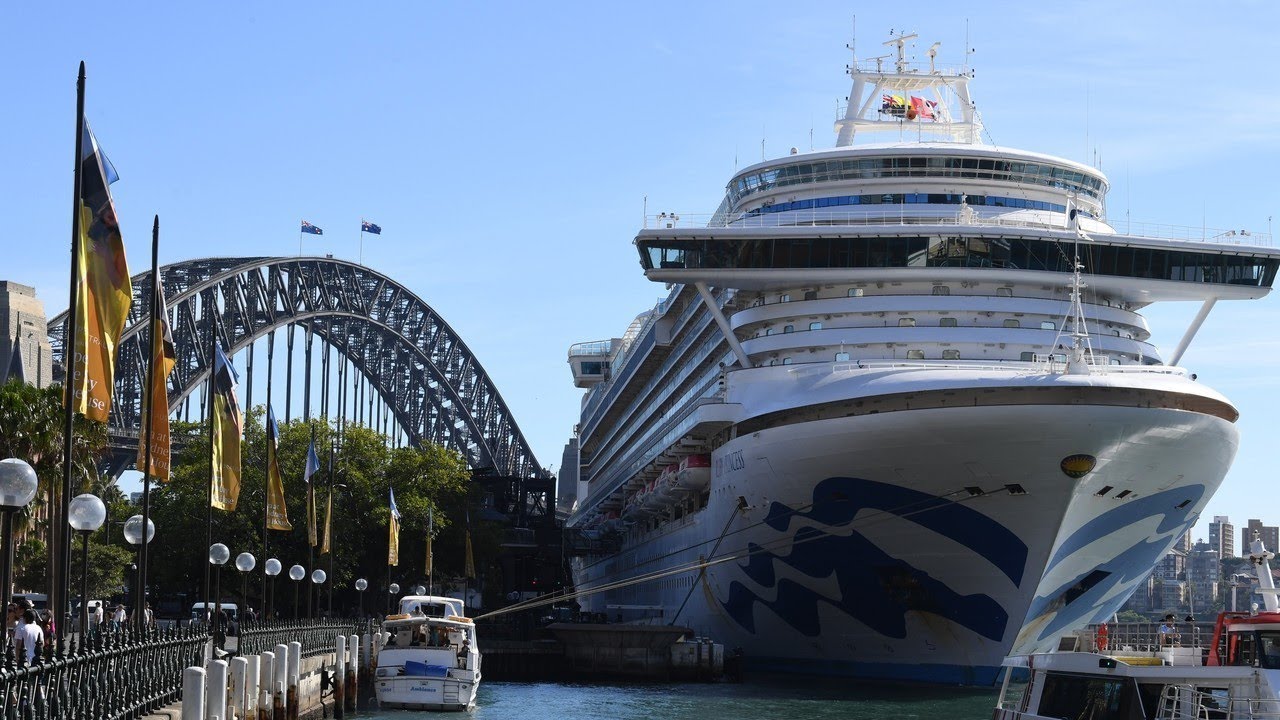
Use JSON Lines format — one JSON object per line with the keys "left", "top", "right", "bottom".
{"left": 48, "top": 256, "right": 544, "bottom": 480}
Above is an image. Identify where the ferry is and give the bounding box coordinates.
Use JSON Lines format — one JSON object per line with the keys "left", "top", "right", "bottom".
{"left": 564, "top": 30, "right": 1280, "bottom": 685}
{"left": 374, "top": 595, "right": 480, "bottom": 711}
{"left": 993, "top": 534, "right": 1280, "bottom": 719}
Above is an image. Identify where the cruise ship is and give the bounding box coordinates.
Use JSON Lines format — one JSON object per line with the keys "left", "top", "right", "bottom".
{"left": 564, "top": 32, "right": 1280, "bottom": 685}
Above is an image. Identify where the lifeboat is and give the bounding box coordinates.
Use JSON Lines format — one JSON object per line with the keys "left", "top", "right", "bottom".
{"left": 640, "top": 479, "right": 665, "bottom": 511}
{"left": 601, "top": 511, "right": 625, "bottom": 532}
{"left": 675, "top": 454, "right": 711, "bottom": 491}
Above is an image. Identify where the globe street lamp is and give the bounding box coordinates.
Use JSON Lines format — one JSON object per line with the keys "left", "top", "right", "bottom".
{"left": 235, "top": 552, "right": 256, "bottom": 622}
{"left": 289, "top": 565, "right": 305, "bottom": 620}
{"left": 0, "top": 459, "right": 39, "bottom": 602}
{"left": 387, "top": 582, "right": 400, "bottom": 617}
{"left": 67, "top": 494, "right": 106, "bottom": 637}
{"left": 414, "top": 585, "right": 426, "bottom": 596}
{"left": 208, "top": 543, "right": 230, "bottom": 639}
{"left": 310, "top": 569, "right": 327, "bottom": 619}
{"left": 355, "top": 578, "right": 368, "bottom": 618}
{"left": 264, "top": 558, "right": 281, "bottom": 621}
{"left": 123, "top": 515, "right": 155, "bottom": 629}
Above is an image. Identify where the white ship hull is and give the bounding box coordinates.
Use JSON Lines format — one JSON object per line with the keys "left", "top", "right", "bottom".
{"left": 573, "top": 386, "right": 1235, "bottom": 684}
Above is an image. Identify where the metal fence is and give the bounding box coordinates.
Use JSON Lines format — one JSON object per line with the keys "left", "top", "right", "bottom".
{"left": 0, "top": 619, "right": 362, "bottom": 720}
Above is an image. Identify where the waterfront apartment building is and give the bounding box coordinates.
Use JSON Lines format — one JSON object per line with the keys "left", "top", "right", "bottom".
{"left": 1242, "top": 519, "right": 1280, "bottom": 557}
{"left": 1187, "top": 541, "right": 1221, "bottom": 612}
{"left": 0, "top": 281, "right": 53, "bottom": 387}
{"left": 1210, "top": 516, "right": 1236, "bottom": 559}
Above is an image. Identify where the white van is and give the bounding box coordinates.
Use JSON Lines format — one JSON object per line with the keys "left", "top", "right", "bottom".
{"left": 190, "top": 602, "right": 238, "bottom": 622}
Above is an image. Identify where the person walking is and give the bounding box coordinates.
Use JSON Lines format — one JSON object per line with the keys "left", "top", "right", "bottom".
{"left": 14, "top": 609, "right": 43, "bottom": 665}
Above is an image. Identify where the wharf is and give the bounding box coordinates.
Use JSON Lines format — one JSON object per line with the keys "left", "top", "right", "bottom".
{"left": 483, "top": 624, "right": 724, "bottom": 682}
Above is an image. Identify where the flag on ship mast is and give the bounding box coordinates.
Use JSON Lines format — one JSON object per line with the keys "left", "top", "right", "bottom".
{"left": 388, "top": 487, "right": 401, "bottom": 566}
{"left": 210, "top": 343, "right": 243, "bottom": 510}
{"left": 265, "top": 405, "right": 291, "bottom": 530}
{"left": 136, "top": 271, "right": 176, "bottom": 479}
{"left": 303, "top": 431, "right": 321, "bottom": 546}
{"left": 71, "top": 120, "right": 132, "bottom": 422}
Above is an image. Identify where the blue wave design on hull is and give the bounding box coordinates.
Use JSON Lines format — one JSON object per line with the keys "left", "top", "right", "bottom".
{"left": 719, "top": 476, "right": 1028, "bottom": 642}
{"left": 1021, "top": 485, "right": 1205, "bottom": 645}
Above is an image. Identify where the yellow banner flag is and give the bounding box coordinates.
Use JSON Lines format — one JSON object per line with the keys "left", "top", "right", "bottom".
{"left": 71, "top": 121, "right": 132, "bottom": 422}
{"left": 320, "top": 490, "right": 332, "bottom": 555}
{"left": 210, "top": 343, "right": 242, "bottom": 511}
{"left": 388, "top": 488, "right": 400, "bottom": 567}
{"left": 265, "top": 405, "right": 291, "bottom": 530}
{"left": 464, "top": 530, "right": 475, "bottom": 580}
{"left": 136, "top": 273, "right": 175, "bottom": 479}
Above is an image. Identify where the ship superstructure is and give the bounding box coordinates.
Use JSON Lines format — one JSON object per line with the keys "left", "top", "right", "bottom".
{"left": 565, "top": 31, "right": 1280, "bottom": 685}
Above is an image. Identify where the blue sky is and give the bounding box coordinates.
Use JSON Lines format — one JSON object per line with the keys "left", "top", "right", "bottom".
{"left": 4, "top": 2, "right": 1279, "bottom": 546}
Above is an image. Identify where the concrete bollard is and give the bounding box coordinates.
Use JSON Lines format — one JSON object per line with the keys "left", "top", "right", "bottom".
{"left": 286, "top": 641, "right": 301, "bottom": 720}
{"left": 346, "top": 633, "right": 358, "bottom": 711}
{"left": 205, "top": 658, "right": 228, "bottom": 720}
{"left": 273, "top": 644, "right": 288, "bottom": 720}
{"left": 245, "top": 654, "right": 259, "bottom": 720}
{"left": 258, "top": 652, "right": 275, "bottom": 720}
{"left": 182, "top": 666, "right": 206, "bottom": 720}
{"left": 230, "top": 656, "right": 248, "bottom": 720}
{"left": 334, "top": 635, "right": 346, "bottom": 719}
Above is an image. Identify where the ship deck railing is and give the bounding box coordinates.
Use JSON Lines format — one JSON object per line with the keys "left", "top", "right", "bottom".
{"left": 644, "top": 211, "right": 1274, "bottom": 248}
{"left": 1158, "top": 685, "right": 1280, "bottom": 720}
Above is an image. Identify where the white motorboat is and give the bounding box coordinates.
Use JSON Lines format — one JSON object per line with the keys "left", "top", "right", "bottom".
{"left": 375, "top": 595, "right": 481, "bottom": 711}
{"left": 994, "top": 533, "right": 1280, "bottom": 719}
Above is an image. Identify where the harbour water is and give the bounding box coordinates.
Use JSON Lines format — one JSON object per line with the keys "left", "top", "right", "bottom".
{"left": 358, "top": 678, "right": 999, "bottom": 719}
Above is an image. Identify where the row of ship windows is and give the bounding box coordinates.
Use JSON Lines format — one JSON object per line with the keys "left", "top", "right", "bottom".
{"left": 742, "top": 193, "right": 1095, "bottom": 217}
{"left": 765, "top": 286, "right": 1011, "bottom": 302}
{"left": 727, "top": 156, "right": 1106, "bottom": 205}
{"left": 641, "top": 236, "right": 1279, "bottom": 287}
{"left": 758, "top": 317, "right": 1062, "bottom": 334}
{"left": 764, "top": 351, "right": 1120, "bottom": 366}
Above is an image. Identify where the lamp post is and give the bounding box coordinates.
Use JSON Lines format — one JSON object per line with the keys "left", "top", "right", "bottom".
{"left": 0, "top": 459, "right": 39, "bottom": 603}
{"left": 209, "top": 543, "right": 230, "bottom": 638}
{"left": 264, "top": 558, "right": 281, "bottom": 621}
{"left": 310, "top": 569, "right": 326, "bottom": 619}
{"left": 355, "top": 579, "right": 367, "bottom": 618}
{"left": 235, "top": 553, "right": 256, "bottom": 622}
{"left": 289, "top": 565, "right": 305, "bottom": 619}
{"left": 67, "top": 493, "right": 106, "bottom": 638}
{"left": 123, "top": 514, "right": 155, "bottom": 629}
{"left": 387, "top": 582, "right": 400, "bottom": 617}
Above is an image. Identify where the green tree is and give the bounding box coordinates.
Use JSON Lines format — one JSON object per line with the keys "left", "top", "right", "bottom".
{"left": 0, "top": 379, "right": 111, "bottom": 599}
{"left": 147, "top": 412, "right": 471, "bottom": 616}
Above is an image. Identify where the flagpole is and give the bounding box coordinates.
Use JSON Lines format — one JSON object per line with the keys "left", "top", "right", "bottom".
{"left": 137, "top": 215, "right": 160, "bottom": 631}
{"left": 327, "top": 440, "right": 335, "bottom": 614}
{"left": 358, "top": 219, "right": 364, "bottom": 266}
{"left": 205, "top": 304, "right": 218, "bottom": 628}
{"left": 55, "top": 61, "right": 87, "bottom": 645}
{"left": 263, "top": 332, "right": 274, "bottom": 619}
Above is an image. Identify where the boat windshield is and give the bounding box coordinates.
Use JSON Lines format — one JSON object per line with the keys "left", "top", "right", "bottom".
{"left": 1258, "top": 631, "right": 1280, "bottom": 669}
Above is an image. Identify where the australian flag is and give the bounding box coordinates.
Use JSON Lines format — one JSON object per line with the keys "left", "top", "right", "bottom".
{"left": 361, "top": 221, "right": 381, "bottom": 235}
{"left": 301, "top": 220, "right": 323, "bottom": 235}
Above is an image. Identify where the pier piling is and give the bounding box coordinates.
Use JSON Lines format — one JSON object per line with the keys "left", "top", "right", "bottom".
{"left": 334, "top": 636, "right": 346, "bottom": 719}
{"left": 205, "top": 659, "right": 228, "bottom": 720}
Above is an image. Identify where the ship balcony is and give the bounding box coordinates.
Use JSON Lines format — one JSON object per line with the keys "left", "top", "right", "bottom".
{"left": 569, "top": 339, "right": 616, "bottom": 388}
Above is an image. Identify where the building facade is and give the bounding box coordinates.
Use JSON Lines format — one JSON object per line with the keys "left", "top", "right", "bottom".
{"left": 0, "top": 281, "right": 53, "bottom": 387}
{"left": 1243, "top": 519, "right": 1280, "bottom": 557}
{"left": 1210, "top": 516, "right": 1236, "bottom": 559}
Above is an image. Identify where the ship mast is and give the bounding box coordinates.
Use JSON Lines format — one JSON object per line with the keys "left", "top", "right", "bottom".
{"left": 834, "top": 30, "right": 982, "bottom": 146}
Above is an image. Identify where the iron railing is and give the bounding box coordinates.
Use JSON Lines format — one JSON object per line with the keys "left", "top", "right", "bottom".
{"left": 0, "top": 619, "right": 363, "bottom": 720}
